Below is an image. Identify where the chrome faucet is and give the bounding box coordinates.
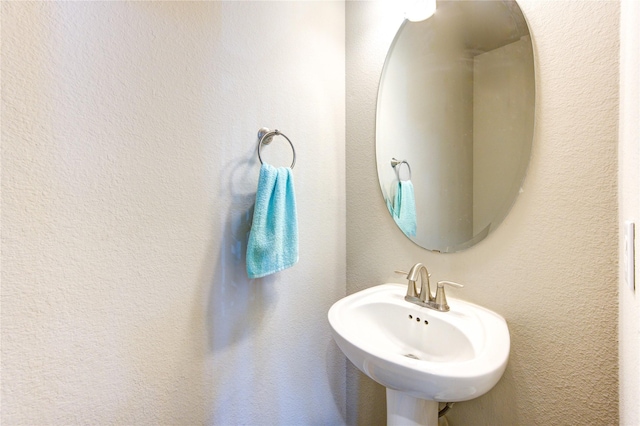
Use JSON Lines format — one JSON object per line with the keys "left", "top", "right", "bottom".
{"left": 396, "top": 263, "right": 464, "bottom": 312}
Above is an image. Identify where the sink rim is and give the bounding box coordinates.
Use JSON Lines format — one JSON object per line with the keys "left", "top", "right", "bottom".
{"left": 328, "top": 283, "right": 510, "bottom": 401}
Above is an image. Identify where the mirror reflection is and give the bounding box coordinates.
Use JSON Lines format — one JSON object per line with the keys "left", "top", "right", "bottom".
{"left": 377, "top": 0, "right": 534, "bottom": 252}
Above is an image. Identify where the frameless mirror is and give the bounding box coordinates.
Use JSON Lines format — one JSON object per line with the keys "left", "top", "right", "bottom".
{"left": 376, "top": 0, "right": 534, "bottom": 252}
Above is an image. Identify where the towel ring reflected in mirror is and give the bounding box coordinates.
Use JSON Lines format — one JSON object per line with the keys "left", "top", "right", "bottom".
{"left": 257, "top": 127, "right": 296, "bottom": 169}
{"left": 391, "top": 158, "right": 411, "bottom": 181}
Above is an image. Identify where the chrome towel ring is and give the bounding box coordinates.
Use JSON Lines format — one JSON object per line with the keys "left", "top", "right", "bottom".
{"left": 257, "top": 127, "right": 296, "bottom": 169}
{"left": 391, "top": 158, "right": 411, "bottom": 181}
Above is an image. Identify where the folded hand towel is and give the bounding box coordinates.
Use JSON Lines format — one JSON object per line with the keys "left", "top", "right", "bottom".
{"left": 246, "top": 163, "right": 299, "bottom": 279}
{"left": 391, "top": 180, "right": 417, "bottom": 237}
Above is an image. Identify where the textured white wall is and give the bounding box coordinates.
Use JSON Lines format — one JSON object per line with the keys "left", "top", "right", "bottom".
{"left": 346, "top": 1, "right": 619, "bottom": 425}
{"left": 619, "top": 0, "right": 640, "bottom": 424}
{"left": 1, "top": 2, "right": 346, "bottom": 424}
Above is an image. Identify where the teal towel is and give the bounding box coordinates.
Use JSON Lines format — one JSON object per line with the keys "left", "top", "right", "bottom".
{"left": 391, "top": 180, "right": 417, "bottom": 237}
{"left": 246, "top": 163, "right": 299, "bottom": 279}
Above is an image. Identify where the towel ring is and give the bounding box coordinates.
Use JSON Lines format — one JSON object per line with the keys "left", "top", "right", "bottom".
{"left": 391, "top": 158, "right": 411, "bottom": 181}
{"left": 257, "top": 128, "right": 296, "bottom": 169}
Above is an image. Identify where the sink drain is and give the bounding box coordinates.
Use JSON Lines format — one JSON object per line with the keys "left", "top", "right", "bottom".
{"left": 403, "top": 353, "right": 420, "bottom": 360}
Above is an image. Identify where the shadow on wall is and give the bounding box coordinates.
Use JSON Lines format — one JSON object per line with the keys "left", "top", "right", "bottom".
{"left": 347, "top": 362, "right": 387, "bottom": 425}
{"left": 326, "top": 341, "right": 349, "bottom": 423}
{"left": 206, "top": 155, "right": 278, "bottom": 332}
{"left": 202, "top": 152, "right": 277, "bottom": 422}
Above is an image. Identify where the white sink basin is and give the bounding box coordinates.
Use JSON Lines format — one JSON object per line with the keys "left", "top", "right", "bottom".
{"left": 328, "top": 283, "right": 510, "bottom": 403}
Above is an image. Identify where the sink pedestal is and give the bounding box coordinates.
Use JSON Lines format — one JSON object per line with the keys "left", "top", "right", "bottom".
{"left": 386, "top": 389, "right": 439, "bottom": 426}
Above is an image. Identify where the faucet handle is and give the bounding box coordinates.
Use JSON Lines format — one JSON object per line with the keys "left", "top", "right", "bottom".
{"left": 437, "top": 281, "right": 464, "bottom": 289}
{"left": 433, "top": 281, "right": 464, "bottom": 312}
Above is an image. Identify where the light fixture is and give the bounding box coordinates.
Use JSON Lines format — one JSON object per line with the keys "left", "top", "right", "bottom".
{"left": 405, "top": 0, "right": 436, "bottom": 22}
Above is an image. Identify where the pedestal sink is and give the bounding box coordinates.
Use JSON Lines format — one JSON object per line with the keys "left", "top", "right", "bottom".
{"left": 328, "top": 283, "right": 510, "bottom": 426}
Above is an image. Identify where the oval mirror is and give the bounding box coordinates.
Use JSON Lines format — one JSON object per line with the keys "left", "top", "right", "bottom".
{"left": 376, "top": 0, "right": 534, "bottom": 253}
